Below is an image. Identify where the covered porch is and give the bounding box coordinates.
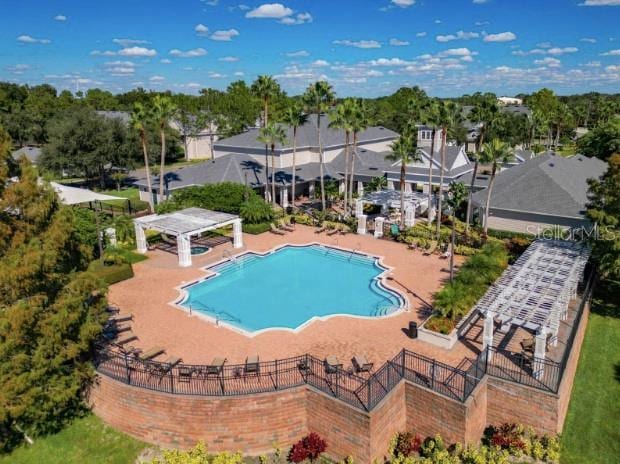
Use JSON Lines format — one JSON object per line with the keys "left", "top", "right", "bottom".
{"left": 354, "top": 190, "right": 430, "bottom": 236}
{"left": 134, "top": 207, "right": 243, "bottom": 267}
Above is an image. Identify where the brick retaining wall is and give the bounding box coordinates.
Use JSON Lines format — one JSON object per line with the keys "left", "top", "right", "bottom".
{"left": 90, "top": 304, "right": 590, "bottom": 463}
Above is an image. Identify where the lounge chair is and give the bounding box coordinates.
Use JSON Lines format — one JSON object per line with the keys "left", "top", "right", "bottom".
{"left": 408, "top": 241, "right": 418, "bottom": 251}
{"left": 269, "top": 223, "right": 285, "bottom": 235}
{"left": 178, "top": 366, "right": 193, "bottom": 383}
{"left": 326, "top": 227, "right": 339, "bottom": 236}
{"left": 338, "top": 226, "right": 349, "bottom": 235}
{"left": 245, "top": 355, "right": 260, "bottom": 375}
{"left": 352, "top": 355, "right": 374, "bottom": 373}
{"left": 109, "top": 313, "right": 133, "bottom": 323}
{"left": 315, "top": 223, "right": 327, "bottom": 233}
{"left": 139, "top": 346, "right": 165, "bottom": 361}
{"left": 110, "top": 333, "right": 137, "bottom": 345}
{"left": 105, "top": 306, "right": 120, "bottom": 314}
{"left": 423, "top": 242, "right": 437, "bottom": 256}
{"left": 440, "top": 245, "right": 452, "bottom": 259}
{"left": 279, "top": 219, "right": 294, "bottom": 232}
{"left": 324, "top": 355, "right": 342, "bottom": 374}
{"left": 103, "top": 322, "right": 132, "bottom": 335}
{"left": 206, "top": 357, "right": 226, "bottom": 375}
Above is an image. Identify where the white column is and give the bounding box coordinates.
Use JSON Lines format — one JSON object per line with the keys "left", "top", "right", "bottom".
{"left": 404, "top": 206, "right": 415, "bottom": 227}
{"left": 177, "top": 234, "right": 192, "bottom": 267}
{"left": 338, "top": 180, "right": 345, "bottom": 194}
{"left": 387, "top": 180, "right": 395, "bottom": 190}
{"left": 280, "top": 187, "right": 289, "bottom": 208}
{"left": 422, "top": 183, "right": 430, "bottom": 194}
{"left": 134, "top": 223, "right": 147, "bottom": 253}
{"left": 106, "top": 227, "right": 117, "bottom": 247}
{"left": 355, "top": 199, "right": 364, "bottom": 217}
{"left": 357, "top": 181, "right": 364, "bottom": 196}
{"left": 533, "top": 327, "right": 548, "bottom": 380}
{"left": 404, "top": 182, "right": 412, "bottom": 193}
{"left": 482, "top": 312, "right": 495, "bottom": 361}
{"left": 233, "top": 219, "right": 243, "bottom": 249}
{"left": 357, "top": 214, "right": 367, "bottom": 235}
{"left": 308, "top": 181, "right": 315, "bottom": 199}
{"left": 374, "top": 216, "right": 384, "bottom": 238}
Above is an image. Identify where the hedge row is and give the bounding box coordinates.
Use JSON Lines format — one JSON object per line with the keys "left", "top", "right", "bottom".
{"left": 88, "top": 261, "right": 134, "bottom": 285}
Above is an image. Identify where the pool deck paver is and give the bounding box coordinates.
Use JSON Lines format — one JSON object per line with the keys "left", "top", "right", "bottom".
{"left": 109, "top": 225, "right": 481, "bottom": 369}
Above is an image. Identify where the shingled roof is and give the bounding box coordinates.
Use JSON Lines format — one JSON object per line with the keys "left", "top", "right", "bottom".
{"left": 471, "top": 153, "right": 606, "bottom": 218}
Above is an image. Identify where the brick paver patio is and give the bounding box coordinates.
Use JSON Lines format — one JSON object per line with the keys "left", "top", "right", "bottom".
{"left": 109, "top": 225, "right": 481, "bottom": 369}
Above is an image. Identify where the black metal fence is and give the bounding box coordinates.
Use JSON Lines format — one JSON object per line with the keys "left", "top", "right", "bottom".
{"left": 95, "top": 348, "right": 484, "bottom": 412}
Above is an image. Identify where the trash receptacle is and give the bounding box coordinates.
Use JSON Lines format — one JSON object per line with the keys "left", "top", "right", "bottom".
{"left": 408, "top": 321, "right": 418, "bottom": 339}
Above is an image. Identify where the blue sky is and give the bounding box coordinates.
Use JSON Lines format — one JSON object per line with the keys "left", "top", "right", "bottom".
{"left": 1, "top": 0, "right": 619, "bottom": 97}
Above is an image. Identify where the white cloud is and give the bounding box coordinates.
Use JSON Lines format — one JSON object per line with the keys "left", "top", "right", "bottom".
{"left": 208, "top": 72, "right": 226, "bottom": 78}
{"left": 238, "top": 5, "right": 251, "bottom": 10}
{"left": 219, "top": 56, "right": 239, "bottom": 62}
{"left": 234, "top": 71, "right": 245, "bottom": 76}
{"left": 606, "top": 65, "right": 620, "bottom": 72}
{"left": 534, "top": 57, "right": 561, "bottom": 67}
{"left": 416, "top": 32, "right": 427, "bottom": 37}
{"left": 368, "top": 57, "right": 414, "bottom": 66}
{"left": 6, "top": 64, "right": 30, "bottom": 74}
{"left": 113, "top": 38, "right": 149, "bottom": 47}
{"left": 391, "top": 0, "right": 415, "bottom": 6}
{"left": 280, "top": 12, "right": 312, "bottom": 25}
{"left": 344, "top": 77, "right": 367, "bottom": 83}
{"left": 439, "top": 47, "right": 476, "bottom": 57}
{"left": 195, "top": 24, "right": 209, "bottom": 36}
{"left": 547, "top": 47, "right": 578, "bottom": 55}
{"left": 475, "top": 20, "right": 490, "bottom": 26}
{"left": 483, "top": 31, "right": 516, "bottom": 42}
{"left": 579, "top": 0, "right": 620, "bottom": 5}
{"left": 161, "top": 58, "right": 172, "bottom": 64}
{"left": 367, "top": 70, "right": 384, "bottom": 77}
{"left": 601, "top": 49, "right": 620, "bottom": 55}
{"left": 389, "top": 38, "right": 410, "bottom": 46}
{"left": 246, "top": 3, "right": 293, "bottom": 18}
{"left": 580, "top": 37, "right": 597, "bottom": 43}
{"left": 286, "top": 50, "right": 309, "bottom": 57}
{"left": 583, "top": 61, "right": 601, "bottom": 67}
{"left": 149, "top": 75, "right": 165, "bottom": 82}
{"left": 210, "top": 29, "right": 240, "bottom": 41}
{"left": 17, "top": 35, "right": 51, "bottom": 44}
{"left": 118, "top": 46, "right": 157, "bottom": 57}
{"left": 169, "top": 48, "right": 207, "bottom": 58}
{"left": 90, "top": 50, "right": 117, "bottom": 56}
{"left": 333, "top": 39, "right": 381, "bottom": 49}
{"left": 472, "top": 0, "right": 489, "bottom": 3}
{"left": 54, "top": 15, "right": 67, "bottom": 21}
{"left": 186, "top": 83, "right": 203, "bottom": 88}
{"left": 436, "top": 30, "right": 479, "bottom": 42}
{"left": 312, "top": 60, "right": 329, "bottom": 67}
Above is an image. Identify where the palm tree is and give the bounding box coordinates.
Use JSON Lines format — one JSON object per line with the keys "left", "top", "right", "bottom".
{"left": 386, "top": 135, "right": 421, "bottom": 228}
{"left": 280, "top": 104, "right": 308, "bottom": 209}
{"left": 251, "top": 76, "right": 281, "bottom": 199}
{"left": 303, "top": 81, "right": 335, "bottom": 211}
{"left": 421, "top": 99, "right": 440, "bottom": 225}
{"left": 257, "top": 123, "right": 288, "bottom": 207}
{"left": 446, "top": 181, "right": 468, "bottom": 282}
{"left": 435, "top": 101, "right": 457, "bottom": 240}
{"left": 479, "top": 139, "right": 514, "bottom": 234}
{"left": 151, "top": 95, "right": 176, "bottom": 204}
{"left": 329, "top": 100, "right": 354, "bottom": 214}
{"left": 349, "top": 99, "right": 370, "bottom": 212}
{"left": 130, "top": 103, "right": 154, "bottom": 213}
{"left": 469, "top": 99, "right": 500, "bottom": 152}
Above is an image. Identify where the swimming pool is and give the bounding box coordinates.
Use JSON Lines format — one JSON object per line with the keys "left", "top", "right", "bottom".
{"left": 178, "top": 244, "right": 405, "bottom": 334}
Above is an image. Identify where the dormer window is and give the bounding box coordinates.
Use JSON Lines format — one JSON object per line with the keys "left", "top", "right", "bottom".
{"left": 420, "top": 130, "right": 432, "bottom": 140}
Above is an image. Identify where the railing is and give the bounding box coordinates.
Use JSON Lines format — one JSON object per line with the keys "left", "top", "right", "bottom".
{"left": 480, "top": 270, "right": 595, "bottom": 394}
{"left": 94, "top": 348, "right": 482, "bottom": 412}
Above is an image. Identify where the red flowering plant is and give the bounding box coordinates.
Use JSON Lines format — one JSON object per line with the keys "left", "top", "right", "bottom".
{"left": 484, "top": 423, "right": 526, "bottom": 451}
{"left": 287, "top": 433, "right": 327, "bottom": 463}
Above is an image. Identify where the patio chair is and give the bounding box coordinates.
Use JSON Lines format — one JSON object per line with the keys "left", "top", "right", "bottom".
{"left": 139, "top": 346, "right": 165, "bottom": 361}
{"left": 326, "top": 227, "right": 339, "bottom": 236}
{"left": 352, "top": 355, "right": 374, "bottom": 373}
{"left": 113, "top": 333, "right": 137, "bottom": 345}
{"left": 315, "top": 223, "right": 327, "bottom": 233}
{"left": 279, "top": 219, "right": 295, "bottom": 232}
{"left": 206, "top": 357, "right": 226, "bottom": 376}
{"left": 338, "top": 225, "right": 349, "bottom": 235}
{"left": 324, "top": 355, "right": 342, "bottom": 374}
{"left": 178, "top": 366, "right": 193, "bottom": 383}
{"left": 423, "top": 242, "right": 437, "bottom": 256}
{"left": 245, "top": 355, "right": 260, "bottom": 375}
{"left": 269, "top": 223, "right": 286, "bottom": 235}
{"left": 109, "top": 313, "right": 133, "bottom": 323}
{"left": 440, "top": 244, "right": 452, "bottom": 259}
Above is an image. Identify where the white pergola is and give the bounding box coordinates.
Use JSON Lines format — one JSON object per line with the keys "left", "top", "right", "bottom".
{"left": 355, "top": 190, "right": 429, "bottom": 236}
{"left": 475, "top": 239, "right": 590, "bottom": 377}
{"left": 134, "top": 207, "right": 243, "bottom": 267}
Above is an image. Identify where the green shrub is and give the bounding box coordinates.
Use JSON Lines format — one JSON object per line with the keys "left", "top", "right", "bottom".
{"left": 430, "top": 242, "right": 509, "bottom": 323}
{"left": 242, "top": 222, "right": 271, "bottom": 234}
{"left": 88, "top": 260, "right": 134, "bottom": 285}
{"left": 239, "top": 196, "right": 273, "bottom": 224}
{"left": 155, "top": 182, "right": 260, "bottom": 215}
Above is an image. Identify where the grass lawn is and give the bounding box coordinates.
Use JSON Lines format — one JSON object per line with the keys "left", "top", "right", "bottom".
{"left": 561, "top": 281, "right": 620, "bottom": 463}
{"left": 0, "top": 415, "right": 149, "bottom": 464}
{"left": 100, "top": 187, "right": 140, "bottom": 201}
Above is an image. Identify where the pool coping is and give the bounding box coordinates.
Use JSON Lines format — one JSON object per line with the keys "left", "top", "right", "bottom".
{"left": 170, "top": 242, "right": 409, "bottom": 338}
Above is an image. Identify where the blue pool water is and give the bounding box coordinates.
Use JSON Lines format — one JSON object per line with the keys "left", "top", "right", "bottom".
{"left": 179, "top": 245, "right": 404, "bottom": 333}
